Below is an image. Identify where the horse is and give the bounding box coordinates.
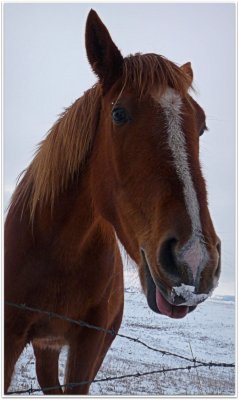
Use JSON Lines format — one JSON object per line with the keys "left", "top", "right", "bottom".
{"left": 5, "top": 9, "right": 221, "bottom": 395}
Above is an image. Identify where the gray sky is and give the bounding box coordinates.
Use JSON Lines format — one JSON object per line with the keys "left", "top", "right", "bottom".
{"left": 4, "top": 3, "right": 236, "bottom": 295}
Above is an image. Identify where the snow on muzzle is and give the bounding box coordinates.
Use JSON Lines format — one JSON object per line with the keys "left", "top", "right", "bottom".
{"left": 171, "top": 284, "right": 210, "bottom": 306}
{"left": 155, "top": 284, "right": 210, "bottom": 319}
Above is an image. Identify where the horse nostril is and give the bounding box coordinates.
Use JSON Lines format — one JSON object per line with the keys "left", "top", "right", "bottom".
{"left": 159, "top": 238, "right": 180, "bottom": 278}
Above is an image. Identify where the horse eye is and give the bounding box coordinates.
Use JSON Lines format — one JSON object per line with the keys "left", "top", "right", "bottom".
{"left": 199, "top": 128, "right": 205, "bottom": 136}
{"left": 112, "top": 107, "right": 129, "bottom": 125}
{"left": 199, "top": 125, "right": 208, "bottom": 136}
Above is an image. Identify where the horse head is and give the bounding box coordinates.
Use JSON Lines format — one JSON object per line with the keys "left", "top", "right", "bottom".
{"left": 86, "top": 10, "right": 221, "bottom": 319}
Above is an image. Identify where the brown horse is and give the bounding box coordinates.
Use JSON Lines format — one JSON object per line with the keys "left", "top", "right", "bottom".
{"left": 5, "top": 9, "right": 221, "bottom": 395}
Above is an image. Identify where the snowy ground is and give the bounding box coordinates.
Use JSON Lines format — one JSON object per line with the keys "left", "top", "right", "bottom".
{"left": 8, "top": 268, "right": 235, "bottom": 396}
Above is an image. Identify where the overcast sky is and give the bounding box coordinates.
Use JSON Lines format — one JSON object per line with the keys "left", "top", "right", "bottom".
{"left": 4, "top": 3, "right": 235, "bottom": 295}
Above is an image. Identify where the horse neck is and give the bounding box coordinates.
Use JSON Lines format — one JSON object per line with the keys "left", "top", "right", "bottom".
{"left": 7, "top": 164, "right": 110, "bottom": 255}
{"left": 34, "top": 167, "right": 104, "bottom": 242}
{"left": 37, "top": 169, "right": 117, "bottom": 267}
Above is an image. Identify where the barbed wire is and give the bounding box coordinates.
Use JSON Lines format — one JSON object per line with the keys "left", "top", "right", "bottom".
{"left": 6, "top": 301, "right": 233, "bottom": 367}
{"left": 7, "top": 362, "right": 234, "bottom": 395}
{"left": 5, "top": 301, "right": 235, "bottom": 395}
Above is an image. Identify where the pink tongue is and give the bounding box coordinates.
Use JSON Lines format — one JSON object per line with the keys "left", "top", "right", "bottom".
{"left": 156, "top": 287, "right": 189, "bottom": 319}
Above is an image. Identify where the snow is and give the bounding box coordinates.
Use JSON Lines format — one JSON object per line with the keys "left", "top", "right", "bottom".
{"left": 8, "top": 267, "right": 235, "bottom": 396}
{"left": 172, "top": 284, "right": 209, "bottom": 306}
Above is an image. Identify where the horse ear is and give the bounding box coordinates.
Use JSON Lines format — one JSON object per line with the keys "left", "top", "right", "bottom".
{"left": 85, "top": 10, "right": 124, "bottom": 90}
{"left": 181, "top": 62, "right": 193, "bottom": 85}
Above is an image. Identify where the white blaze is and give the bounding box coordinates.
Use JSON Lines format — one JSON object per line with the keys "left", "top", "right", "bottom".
{"left": 157, "top": 88, "right": 208, "bottom": 277}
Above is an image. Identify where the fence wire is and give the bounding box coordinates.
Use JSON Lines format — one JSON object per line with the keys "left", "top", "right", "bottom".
{"left": 5, "top": 301, "right": 235, "bottom": 395}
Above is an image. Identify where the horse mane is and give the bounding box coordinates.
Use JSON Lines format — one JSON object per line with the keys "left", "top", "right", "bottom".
{"left": 123, "top": 53, "right": 192, "bottom": 98}
{"left": 10, "top": 53, "right": 192, "bottom": 220}
{"left": 10, "top": 84, "right": 102, "bottom": 219}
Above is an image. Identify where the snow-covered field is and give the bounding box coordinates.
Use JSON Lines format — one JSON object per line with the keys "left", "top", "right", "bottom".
{"left": 8, "top": 268, "right": 235, "bottom": 396}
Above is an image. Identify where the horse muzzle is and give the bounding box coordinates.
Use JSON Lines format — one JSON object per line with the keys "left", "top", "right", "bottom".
{"left": 142, "top": 252, "right": 195, "bottom": 318}
{"left": 141, "top": 241, "right": 220, "bottom": 319}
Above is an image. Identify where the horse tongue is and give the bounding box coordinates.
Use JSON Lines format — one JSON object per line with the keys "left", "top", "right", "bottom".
{"left": 155, "top": 287, "right": 189, "bottom": 319}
